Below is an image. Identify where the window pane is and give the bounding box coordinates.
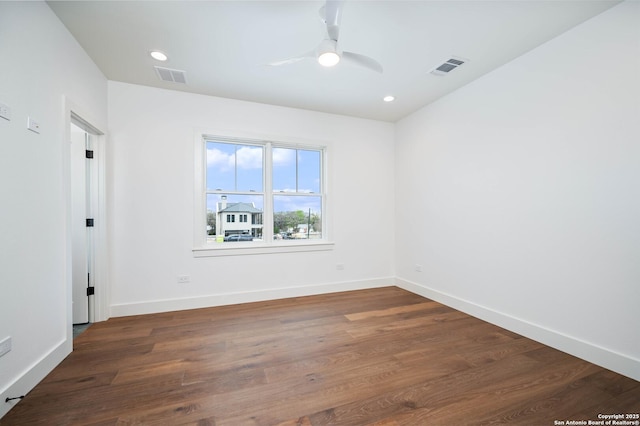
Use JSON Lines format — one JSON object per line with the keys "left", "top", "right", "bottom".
{"left": 206, "top": 194, "right": 263, "bottom": 243}
{"left": 236, "top": 145, "right": 263, "bottom": 192}
{"left": 206, "top": 141, "right": 263, "bottom": 192}
{"left": 206, "top": 142, "right": 235, "bottom": 191}
{"left": 273, "top": 195, "right": 322, "bottom": 240}
{"left": 272, "top": 147, "right": 296, "bottom": 192}
{"left": 272, "top": 148, "right": 320, "bottom": 194}
{"left": 298, "top": 149, "right": 320, "bottom": 193}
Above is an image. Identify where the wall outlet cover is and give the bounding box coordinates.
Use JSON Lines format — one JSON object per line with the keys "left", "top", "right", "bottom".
{"left": 27, "top": 116, "right": 40, "bottom": 133}
{"left": 0, "top": 102, "right": 11, "bottom": 121}
{"left": 0, "top": 336, "right": 12, "bottom": 358}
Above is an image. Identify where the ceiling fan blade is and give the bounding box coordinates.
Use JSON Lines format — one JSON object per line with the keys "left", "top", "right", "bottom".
{"left": 268, "top": 51, "right": 315, "bottom": 67}
{"left": 268, "top": 57, "right": 306, "bottom": 67}
{"left": 342, "top": 51, "right": 383, "bottom": 74}
{"left": 324, "top": 0, "right": 344, "bottom": 41}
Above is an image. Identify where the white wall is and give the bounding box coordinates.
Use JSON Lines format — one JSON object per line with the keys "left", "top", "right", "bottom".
{"left": 107, "top": 82, "right": 395, "bottom": 316}
{"left": 395, "top": 0, "right": 640, "bottom": 380}
{"left": 0, "top": 1, "right": 107, "bottom": 417}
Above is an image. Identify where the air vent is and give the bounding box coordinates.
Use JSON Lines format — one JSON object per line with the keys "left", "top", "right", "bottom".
{"left": 154, "top": 66, "right": 187, "bottom": 84}
{"left": 430, "top": 56, "right": 468, "bottom": 76}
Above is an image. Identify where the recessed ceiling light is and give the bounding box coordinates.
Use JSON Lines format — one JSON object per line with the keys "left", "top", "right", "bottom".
{"left": 383, "top": 95, "right": 395, "bottom": 102}
{"left": 150, "top": 50, "right": 168, "bottom": 61}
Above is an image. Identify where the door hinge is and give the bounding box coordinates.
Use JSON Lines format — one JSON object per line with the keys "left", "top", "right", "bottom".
{"left": 85, "top": 150, "right": 94, "bottom": 159}
{"left": 86, "top": 286, "right": 95, "bottom": 296}
{"left": 86, "top": 218, "right": 94, "bottom": 227}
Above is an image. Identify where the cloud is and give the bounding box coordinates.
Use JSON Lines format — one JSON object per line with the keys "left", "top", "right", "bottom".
{"left": 273, "top": 187, "right": 315, "bottom": 193}
{"left": 207, "top": 145, "right": 263, "bottom": 170}
{"left": 236, "top": 146, "right": 263, "bottom": 169}
{"left": 207, "top": 147, "right": 234, "bottom": 171}
{"left": 273, "top": 147, "right": 295, "bottom": 166}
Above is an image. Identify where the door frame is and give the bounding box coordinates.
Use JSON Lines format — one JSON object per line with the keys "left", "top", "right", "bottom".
{"left": 64, "top": 98, "right": 108, "bottom": 345}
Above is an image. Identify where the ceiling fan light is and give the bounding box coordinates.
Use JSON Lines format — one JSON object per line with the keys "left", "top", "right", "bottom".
{"left": 318, "top": 51, "right": 340, "bottom": 67}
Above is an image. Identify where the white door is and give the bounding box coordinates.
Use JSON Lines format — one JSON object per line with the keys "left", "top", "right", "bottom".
{"left": 70, "top": 122, "right": 94, "bottom": 324}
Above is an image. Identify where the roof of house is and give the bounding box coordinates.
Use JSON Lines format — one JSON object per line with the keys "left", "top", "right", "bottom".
{"left": 219, "top": 202, "right": 262, "bottom": 214}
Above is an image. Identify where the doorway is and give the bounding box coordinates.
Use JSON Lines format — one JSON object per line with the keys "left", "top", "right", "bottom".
{"left": 70, "top": 114, "right": 102, "bottom": 325}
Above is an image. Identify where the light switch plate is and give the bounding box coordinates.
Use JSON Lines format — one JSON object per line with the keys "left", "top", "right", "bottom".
{"left": 0, "top": 101, "right": 10, "bottom": 121}
{"left": 27, "top": 116, "right": 40, "bottom": 133}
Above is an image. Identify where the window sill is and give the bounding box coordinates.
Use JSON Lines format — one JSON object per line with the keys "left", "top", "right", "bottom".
{"left": 192, "top": 240, "right": 335, "bottom": 257}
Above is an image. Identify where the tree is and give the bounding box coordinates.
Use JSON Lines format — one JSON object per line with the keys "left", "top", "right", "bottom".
{"left": 274, "top": 210, "right": 321, "bottom": 235}
{"left": 294, "top": 210, "right": 306, "bottom": 226}
{"left": 273, "top": 210, "right": 307, "bottom": 234}
{"left": 273, "top": 211, "right": 287, "bottom": 234}
{"left": 206, "top": 210, "right": 216, "bottom": 235}
{"left": 310, "top": 212, "right": 322, "bottom": 232}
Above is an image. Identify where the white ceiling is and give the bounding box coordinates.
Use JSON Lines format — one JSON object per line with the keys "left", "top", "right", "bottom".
{"left": 48, "top": 0, "right": 620, "bottom": 122}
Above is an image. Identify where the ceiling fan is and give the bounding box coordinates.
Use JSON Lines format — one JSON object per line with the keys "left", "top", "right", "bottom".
{"left": 269, "top": 0, "right": 383, "bottom": 74}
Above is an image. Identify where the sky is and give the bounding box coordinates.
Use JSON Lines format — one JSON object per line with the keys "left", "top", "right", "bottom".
{"left": 205, "top": 141, "right": 322, "bottom": 215}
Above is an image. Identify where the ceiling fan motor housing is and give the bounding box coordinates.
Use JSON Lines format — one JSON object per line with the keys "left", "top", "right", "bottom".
{"left": 317, "top": 39, "right": 340, "bottom": 67}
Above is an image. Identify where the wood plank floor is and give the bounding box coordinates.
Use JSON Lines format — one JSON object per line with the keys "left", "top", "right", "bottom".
{"left": 2, "top": 287, "right": 639, "bottom": 425}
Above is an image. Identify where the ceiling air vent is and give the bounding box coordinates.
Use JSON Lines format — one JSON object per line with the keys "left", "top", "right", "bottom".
{"left": 154, "top": 66, "right": 187, "bottom": 84}
{"left": 430, "top": 56, "right": 468, "bottom": 76}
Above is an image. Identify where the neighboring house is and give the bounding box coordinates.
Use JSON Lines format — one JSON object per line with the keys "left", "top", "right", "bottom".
{"left": 216, "top": 200, "right": 263, "bottom": 239}
{"left": 292, "top": 223, "right": 321, "bottom": 239}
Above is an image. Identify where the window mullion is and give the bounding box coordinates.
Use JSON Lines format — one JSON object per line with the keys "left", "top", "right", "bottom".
{"left": 264, "top": 142, "right": 274, "bottom": 242}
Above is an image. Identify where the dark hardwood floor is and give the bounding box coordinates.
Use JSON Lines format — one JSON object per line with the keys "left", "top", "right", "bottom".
{"left": 2, "top": 287, "right": 639, "bottom": 425}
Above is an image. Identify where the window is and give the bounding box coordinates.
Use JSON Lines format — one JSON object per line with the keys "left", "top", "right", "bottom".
{"left": 198, "top": 136, "right": 327, "bottom": 252}
{"left": 272, "top": 147, "right": 322, "bottom": 241}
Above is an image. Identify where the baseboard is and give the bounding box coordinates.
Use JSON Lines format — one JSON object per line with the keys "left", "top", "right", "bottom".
{"left": 110, "top": 277, "right": 395, "bottom": 318}
{"left": 396, "top": 277, "right": 640, "bottom": 382}
{"left": 0, "top": 338, "right": 71, "bottom": 419}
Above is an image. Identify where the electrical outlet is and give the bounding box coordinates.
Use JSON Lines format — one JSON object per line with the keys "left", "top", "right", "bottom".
{"left": 415, "top": 264, "right": 423, "bottom": 272}
{"left": 27, "top": 116, "right": 40, "bottom": 133}
{"left": 336, "top": 263, "right": 345, "bottom": 271}
{"left": 0, "top": 336, "right": 12, "bottom": 358}
{"left": 0, "top": 101, "right": 11, "bottom": 121}
{"left": 177, "top": 275, "right": 190, "bottom": 283}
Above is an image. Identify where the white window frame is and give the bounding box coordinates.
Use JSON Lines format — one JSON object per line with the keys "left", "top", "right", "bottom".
{"left": 193, "top": 132, "right": 334, "bottom": 257}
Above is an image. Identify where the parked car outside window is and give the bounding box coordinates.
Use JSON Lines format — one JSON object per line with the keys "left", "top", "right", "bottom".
{"left": 223, "top": 234, "right": 254, "bottom": 242}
